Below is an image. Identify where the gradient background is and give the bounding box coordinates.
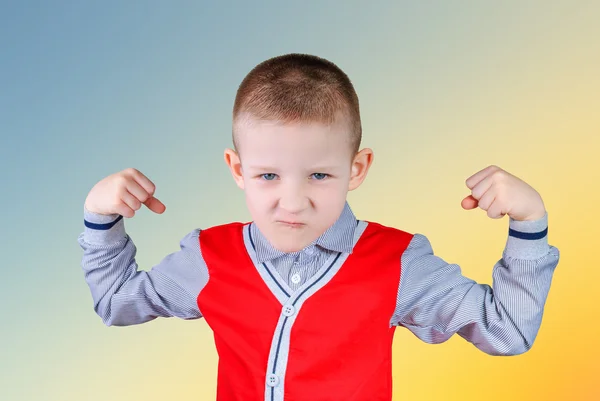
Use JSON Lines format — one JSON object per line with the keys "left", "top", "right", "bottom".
{"left": 1, "top": 1, "right": 598, "bottom": 400}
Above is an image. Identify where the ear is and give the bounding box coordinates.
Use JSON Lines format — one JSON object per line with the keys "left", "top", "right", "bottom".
{"left": 224, "top": 148, "right": 245, "bottom": 189}
{"left": 348, "top": 148, "right": 374, "bottom": 191}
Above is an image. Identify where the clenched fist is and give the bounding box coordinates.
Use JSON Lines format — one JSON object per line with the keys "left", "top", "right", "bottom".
{"left": 461, "top": 165, "right": 546, "bottom": 221}
{"left": 84, "top": 168, "right": 166, "bottom": 218}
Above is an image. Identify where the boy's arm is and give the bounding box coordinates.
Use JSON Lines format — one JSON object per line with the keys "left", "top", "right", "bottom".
{"left": 78, "top": 206, "right": 208, "bottom": 326}
{"left": 391, "top": 213, "right": 560, "bottom": 356}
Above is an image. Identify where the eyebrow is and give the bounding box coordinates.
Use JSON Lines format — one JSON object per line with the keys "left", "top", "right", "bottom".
{"left": 244, "top": 165, "right": 280, "bottom": 172}
{"left": 245, "top": 165, "right": 337, "bottom": 171}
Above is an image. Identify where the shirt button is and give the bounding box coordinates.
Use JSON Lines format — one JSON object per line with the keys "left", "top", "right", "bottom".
{"left": 282, "top": 304, "right": 296, "bottom": 317}
{"left": 267, "top": 373, "right": 279, "bottom": 387}
{"left": 291, "top": 273, "right": 301, "bottom": 284}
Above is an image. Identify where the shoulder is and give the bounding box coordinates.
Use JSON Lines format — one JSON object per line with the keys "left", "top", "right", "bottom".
{"left": 357, "top": 220, "right": 415, "bottom": 251}
{"left": 362, "top": 220, "right": 414, "bottom": 238}
{"left": 200, "top": 221, "right": 250, "bottom": 234}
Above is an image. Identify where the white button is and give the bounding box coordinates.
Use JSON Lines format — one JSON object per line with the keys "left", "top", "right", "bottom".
{"left": 305, "top": 246, "right": 314, "bottom": 255}
{"left": 282, "top": 304, "right": 295, "bottom": 317}
{"left": 291, "top": 273, "right": 301, "bottom": 284}
{"left": 267, "top": 374, "right": 279, "bottom": 387}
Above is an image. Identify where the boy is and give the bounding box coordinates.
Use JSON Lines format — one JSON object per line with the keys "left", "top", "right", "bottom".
{"left": 78, "top": 53, "right": 560, "bottom": 401}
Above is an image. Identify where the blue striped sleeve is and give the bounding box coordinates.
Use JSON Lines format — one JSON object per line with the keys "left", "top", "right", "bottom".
{"left": 78, "top": 206, "right": 209, "bottom": 326}
{"left": 391, "top": 212, "right": 560, "bottom": 356}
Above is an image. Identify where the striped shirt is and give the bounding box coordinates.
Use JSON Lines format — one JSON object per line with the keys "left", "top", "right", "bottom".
{"left": 78, "top": 201, "right": 560, "bottom": 356}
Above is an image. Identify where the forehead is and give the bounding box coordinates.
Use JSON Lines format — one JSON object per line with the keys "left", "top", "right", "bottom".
{"left": 235, "top": 115, "right": 353, "bottom": 166}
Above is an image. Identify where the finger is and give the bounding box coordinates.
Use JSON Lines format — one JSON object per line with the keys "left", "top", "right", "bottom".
{"left": 124, "top": 180, "right": 165, "bottom": 214}
{"left": 477, "top": 188, "right": 496, "bottom": 211}
{"left": 461, "top": 195, "right": 478, "bottom": 210}
{"left": 114, "top": 201, "right": 135, "bottom": 218}
{"left": 125, "top": 171, "right": 165, "bottom": 214}
{"left": 128, "top": 168, "right": 157, "bottom": 197}
{"left": 471, "top": 174, "right": 494, "bottom": 201}
{"left": 120, "top": 189, "right": 143, "bottom": 212}
{"left": 465, "top": 165, "right": 500, "bottom": 190}
{"left": 486, "top": 199, "right": 506, "bottom": 219}
{"left": 126, "top": 179, "right": 152, "bottom": 204}
{"left": 143, "top": 196, "right": 166, "bottom": 214}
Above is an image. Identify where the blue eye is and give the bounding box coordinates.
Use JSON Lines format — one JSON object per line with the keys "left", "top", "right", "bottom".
{"left": 311, "top": 173, "right": 329, "bottom": 180}
{"left": 261, "top": 173, "right": 278, "bottom": 181}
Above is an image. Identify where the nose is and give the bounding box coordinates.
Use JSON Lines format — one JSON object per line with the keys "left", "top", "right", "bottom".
{"left": 279, "top": 181, "right": 309, "bottom": 214}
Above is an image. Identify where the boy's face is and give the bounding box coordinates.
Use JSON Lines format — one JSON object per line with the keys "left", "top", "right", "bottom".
{"left": 225, "top": 115, "right": 373, "bottom": 253}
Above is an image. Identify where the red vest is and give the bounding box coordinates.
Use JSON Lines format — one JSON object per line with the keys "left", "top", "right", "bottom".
{"left": 197, "top": 221, "right": 413, "bottom": 401}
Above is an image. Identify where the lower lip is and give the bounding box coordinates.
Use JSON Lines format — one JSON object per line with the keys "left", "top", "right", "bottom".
{"left": 278, "top": 221, "right": 305, "bottom": 228}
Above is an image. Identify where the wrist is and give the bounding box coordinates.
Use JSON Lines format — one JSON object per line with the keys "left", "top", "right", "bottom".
{"left": 83, "top": 205, "right": 126, "bottom": 245}
{"left": 504, "top": 211, "right": 549, "bottom": 260}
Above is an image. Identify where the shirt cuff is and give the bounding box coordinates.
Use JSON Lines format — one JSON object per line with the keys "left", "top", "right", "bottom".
{"left": 503, "top": 211, "right": 550, "bottom": 260}
{"left": 83, "top": 205, "right": 126, "bottom": 245}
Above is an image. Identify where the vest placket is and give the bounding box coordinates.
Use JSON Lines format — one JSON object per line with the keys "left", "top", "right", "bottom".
{"left": 244, "top": 221, "right": 370, "bottom": 401}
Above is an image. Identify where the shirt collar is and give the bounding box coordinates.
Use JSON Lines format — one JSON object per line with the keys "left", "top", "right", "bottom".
{"left": 249, "top": 201, "right": 358, "bottom": 263}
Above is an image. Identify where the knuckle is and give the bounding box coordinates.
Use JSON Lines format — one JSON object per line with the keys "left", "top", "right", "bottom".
{"left": 138, "top": 192, "right": 149, "bottom": 202}
{"left": 115, "top": 174, "right": 129, "bottom": 187}
{"left": 491, "top": 170, "right": 505, "bottom": 180}
{"left": 115, "top": 185, "right": 127, "bottom": 197}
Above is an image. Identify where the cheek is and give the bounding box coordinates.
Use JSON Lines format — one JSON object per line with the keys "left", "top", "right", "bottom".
{"left": 244, "top": 183, "right": 274, "bottom": 210}
{"left": 319, "top": 180, "right": 348, "bottom": 199}
{"left": 324, "top": 180, "right": 349, "bottom": 201}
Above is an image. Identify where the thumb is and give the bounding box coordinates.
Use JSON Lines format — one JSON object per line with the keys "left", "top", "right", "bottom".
{"left": 461, "top": 195, "right": 479, "bottom": 210}
{"left": 143, "top": 196, "right": 166, "bottom": 214}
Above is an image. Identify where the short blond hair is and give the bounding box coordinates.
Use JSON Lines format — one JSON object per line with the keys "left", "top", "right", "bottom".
{"left": 232, "top": 53, "right": 362, "bottom": 154}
